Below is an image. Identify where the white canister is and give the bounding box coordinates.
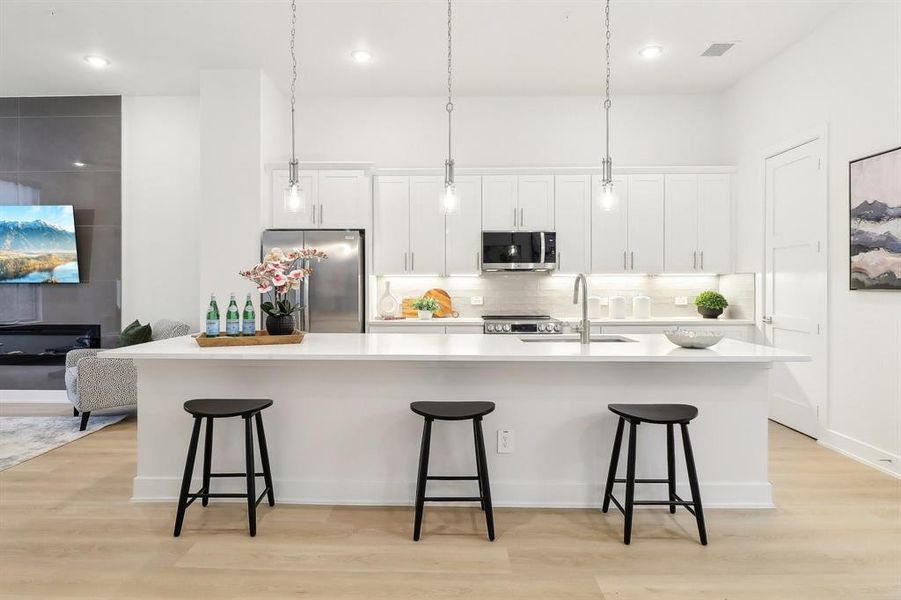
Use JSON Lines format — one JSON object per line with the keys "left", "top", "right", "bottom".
{"left": 632, "top": 294, "right": 651, "bottom": 319}
{"left": 609, "top": 296, "right": 627, "bottom": 319}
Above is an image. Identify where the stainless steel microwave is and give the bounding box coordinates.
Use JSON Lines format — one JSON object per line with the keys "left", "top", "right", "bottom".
{"left": 481, "top": 231, "right": 557, "bottom": 271}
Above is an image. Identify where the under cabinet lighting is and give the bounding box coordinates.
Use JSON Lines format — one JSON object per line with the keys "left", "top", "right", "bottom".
{"left": 351, "top": 50, "right": 373, "bottom": 64}
{"left": 83, "top": 55, "right": 111, "bottom": 69}
{"left": 639, "top": 45, "right": 663, "bottom": 59}
{"left": 72, "top": 161, "right": 86, "bottom": 168}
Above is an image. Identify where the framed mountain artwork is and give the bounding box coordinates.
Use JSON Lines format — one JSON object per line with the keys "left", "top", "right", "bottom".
{"left": 849, "top": 146, "right": 901, "bottom": 290}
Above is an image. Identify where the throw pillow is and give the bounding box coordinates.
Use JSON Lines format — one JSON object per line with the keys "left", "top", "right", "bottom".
{"left": 119, "top": 320, "right": 153, "bottom": 347}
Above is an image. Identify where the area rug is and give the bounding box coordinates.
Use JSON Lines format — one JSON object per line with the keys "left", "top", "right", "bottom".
{"left": 0, "top": 415, "right": 126, "bottom": 471}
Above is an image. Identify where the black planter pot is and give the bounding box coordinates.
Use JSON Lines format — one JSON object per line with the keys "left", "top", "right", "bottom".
{"left": 265, "top": 314, "right": 296, "bottom": 335}
{"left": 697, "top": 306, "right": 723, "bottom": 319}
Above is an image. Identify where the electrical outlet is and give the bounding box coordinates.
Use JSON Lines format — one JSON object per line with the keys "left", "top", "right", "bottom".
{"left": 674, "top": 296, "right": 688, "bottom": 306}
{"left": 471, "top": 296, "right": 484, "bottom": 306}
{"left": 497, "top": 429, "right": 514, "bottom": 454}
{"left": 598, "top": 296, "right": 609, "bottom": 306}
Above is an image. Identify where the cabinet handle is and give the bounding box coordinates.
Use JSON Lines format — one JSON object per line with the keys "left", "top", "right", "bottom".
{"left": 476, "top": 251, "right": 480, "bottom": 271}
{"left": 404, "top": 252, "right": 408, "bottom": 272}
{"left": 630, "top": 252, "right": 634, "bottom": 270}
{"left": 623, "top": 250, "right": 627, "bottom": 270}
{"left": 520, "top": 207, "right": 524, "bottom": 228}
{"left": 700, "top": 251, "right": 704, "bottom": 270}
{"left": 411, "top": 252, "right": 415, "bottom": 272}
{"left": 319, "top": 204, "right": 324, "bottom": 224}
{"left": 693, "top": 251, "right": 697, "bottom": 270}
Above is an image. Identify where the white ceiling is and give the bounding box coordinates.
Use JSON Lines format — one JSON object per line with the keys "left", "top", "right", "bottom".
{"left": 0, "top": 0, "right": 848, "bottom": 98}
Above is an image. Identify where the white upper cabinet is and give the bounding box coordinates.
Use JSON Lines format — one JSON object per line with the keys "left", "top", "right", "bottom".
{"left": 626, "top": 175, "right": 665, "bottom": 273}
{"left": 591, "top": 175, "right": 629, "bottom": 272}
{"left": 554, "top": 175, "right": 591, "bottom": 274}
{"left": 697, "top": 174, "right": 732, "bottom": 274}
{"left": 409, "top": 176, "right": 447, "bottom": 275}
{"left": 272, "top": 168, "right": 368, "bottom": 229}
{"left": 664, "top": 174, "right": 732, "bottom": 273}
{"left": 482, "top": 175, "right": 518, "bottom": 230}
{"left": 664, "top": 175, "right": 700, "bottom": 272}
{"left": 518, "top": 175, "right": 555, "bottom": 230}
{"left": 445, "top": 176, "right": 483, "bottom": 275}
{"left": 373, "top": 176, "right": 410, "bottom": 275}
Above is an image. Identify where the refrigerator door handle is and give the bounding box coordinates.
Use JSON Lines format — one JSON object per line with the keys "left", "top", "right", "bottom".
{"left": 303, "top": 277, "right": 310, "bottom": 332}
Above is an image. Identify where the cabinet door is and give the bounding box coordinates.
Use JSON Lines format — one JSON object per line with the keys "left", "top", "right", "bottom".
{"left": 554, "top": 175, "right": 591, "bottom": 274}
{"left": 318, "top": 170, "right": 368, "bottom": 228}
{"left": 446, "top": 176, "right": 482, "bottom": 275}
{"left": 482, "top": 175, "right": 518, "bottom": 230}
{"left": 373, "top": 176, "right": 410, "bottom": 275}
{"left": 272, "top": 169, "right": 317, "bottom": 228}
{"left": 697, "top": 174, "right": 732, "bottom": 274}
{"left": 664, "top": 175, "right": 699, "bottom": 272}
{"left": 451, "top": 325, "right": 485, "bottom": 335}
{"left": 518, "top": 175, "right": 555, "bottom": 230}
{"left": 627, "top": 175, "right": 665, "bottom": 273}
{"left": 369, "top": 324, "right": 443, "bottom": 334}
{"left": 409, "top": 176, "right": 446, "bottom": 275}
{"left": 591, "top": 175, "right": 629, "bottom": 273}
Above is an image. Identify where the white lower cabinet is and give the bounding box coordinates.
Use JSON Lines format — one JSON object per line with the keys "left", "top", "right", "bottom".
{"left": 369, "top": 325, "right": 443, "bottom": 334}
{"left": 600, "top": 324, "right": 753, "bottom": 342}
{"left": 451, "top": 325, "right": 485, "bottom": 334}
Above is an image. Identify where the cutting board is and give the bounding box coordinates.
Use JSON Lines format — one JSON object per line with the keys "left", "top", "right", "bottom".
{"left": 424, "top": 288, "right": 459, "bottom": 318}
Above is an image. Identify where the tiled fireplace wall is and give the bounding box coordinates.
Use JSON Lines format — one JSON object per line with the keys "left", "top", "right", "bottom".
{"left": 374, "top": 273, "right": 756, "bottom": 320}
{"left": 0, "top": 96, "right": 122, "bottom": 389}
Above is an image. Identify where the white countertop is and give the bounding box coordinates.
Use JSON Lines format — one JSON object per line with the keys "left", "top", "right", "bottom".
{"left": 368, "top": 316, "right": 755, "bottom": 327}
{"left": 104, "top": 332, "right": 805, "bottom": 364}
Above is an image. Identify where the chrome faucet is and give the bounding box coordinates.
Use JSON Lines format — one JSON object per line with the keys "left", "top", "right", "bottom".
{"left": 573, "top": 273, "right": 591, "bottom": 345}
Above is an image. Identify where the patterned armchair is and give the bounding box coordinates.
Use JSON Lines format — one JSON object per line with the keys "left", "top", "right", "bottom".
{"left": 65, "top": 319, "right": 190, "bottom": 430}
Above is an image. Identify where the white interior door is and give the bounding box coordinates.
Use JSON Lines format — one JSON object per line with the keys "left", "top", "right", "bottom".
{"left": 764, "top": 137, "right": 827, "bottom": 438}
{"left": 445, "top": 175, "right": 482, "bottom": 275}
{"left": 481, "top": 175, "right": 518, "bottom": 230}
{"left": 554, "top": 175, "right": 591, "bottom": 273}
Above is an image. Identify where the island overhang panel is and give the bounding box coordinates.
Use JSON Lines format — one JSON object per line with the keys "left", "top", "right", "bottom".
{"left": 105, "top": 334, "right": 807, "bottom": 509}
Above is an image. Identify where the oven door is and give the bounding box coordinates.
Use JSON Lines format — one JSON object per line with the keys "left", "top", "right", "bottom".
{"left": 481, "top": 231, "right": 557, "bottom": 271}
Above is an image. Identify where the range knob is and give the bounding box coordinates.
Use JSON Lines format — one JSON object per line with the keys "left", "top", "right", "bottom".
{"left": 553, "top": 323, "right": 561, "bottom": 332}
{"left": 503, "top": 324, "right": 511, "bottom": 332}
{"left": 486, "top": 324, "right": 495, "bottom": 332}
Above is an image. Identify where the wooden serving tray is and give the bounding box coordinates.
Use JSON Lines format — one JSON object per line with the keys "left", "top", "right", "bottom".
{"left": 194, "top": 331, "right": 304, "bottom": 347}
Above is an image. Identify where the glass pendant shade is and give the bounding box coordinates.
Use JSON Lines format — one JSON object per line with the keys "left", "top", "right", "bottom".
{"left": 443, "top": 183, "right": 458, "bottom": 214}
{"left": 596, "top": 182, "right": 618, "bottom": 212}
{"left": 284, "top": 182, "right": 306, "bottom": 214}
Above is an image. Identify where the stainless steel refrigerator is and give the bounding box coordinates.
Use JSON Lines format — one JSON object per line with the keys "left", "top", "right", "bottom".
{"left": 261, "top": 230, "right": 365, "bottom": 333}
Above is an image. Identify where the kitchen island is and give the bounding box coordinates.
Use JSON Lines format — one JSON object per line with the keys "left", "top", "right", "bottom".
{"left": 104, "top": 333, "right": 807, "bottom": 509}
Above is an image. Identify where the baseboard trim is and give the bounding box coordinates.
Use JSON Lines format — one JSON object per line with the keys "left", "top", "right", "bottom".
{"left": 133, "top": 476, "right": 773, "bottom": 509}
{"left": 0, "top": 390, "right": 68, "bottom": 404}
{"left": 819, "top": 429, "right": 901, "bottom": 479}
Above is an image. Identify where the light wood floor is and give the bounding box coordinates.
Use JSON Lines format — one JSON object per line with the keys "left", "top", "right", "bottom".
{"left": 1, "top": 404, "right": 899, "bottom": 599}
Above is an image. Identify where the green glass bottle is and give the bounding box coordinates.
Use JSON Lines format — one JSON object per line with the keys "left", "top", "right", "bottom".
{"left": 205, "top": 293, "right": 220, "bottom": 337}
{"left": 242, "top": 293, "right": 256, "bottom": 336}
{"left": 225, "top": 293, "right": 240, "bottom": 337}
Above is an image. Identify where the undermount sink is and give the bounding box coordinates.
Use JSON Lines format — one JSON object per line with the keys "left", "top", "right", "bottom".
{"left": 519, "top": 335, "right": 636, "bottom": 343}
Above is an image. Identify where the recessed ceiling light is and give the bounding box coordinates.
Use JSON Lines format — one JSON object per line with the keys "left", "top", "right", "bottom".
{"left": 638, "top": 45, "right": 663, "bottom": 59}
{"left": 72, "top": 161, "right": 86, "bottom": 168}
{"left": 350, "top": 50, "right": 373, "bottom": 64}
{"left": 83, "top": 55, "right": 111, "bottom": 69}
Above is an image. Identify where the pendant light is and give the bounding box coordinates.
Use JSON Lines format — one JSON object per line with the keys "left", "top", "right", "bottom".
{"left": 596, "top": 0, "right": 618, "bottom": 212}
{"left": 284, "top": 0, "right": 305, "bottom": 214}
{"left": 442, "top": 0, "right": 458, "bottom": 214}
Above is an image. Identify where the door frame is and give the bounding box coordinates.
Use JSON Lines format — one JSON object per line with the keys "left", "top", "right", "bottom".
{"left": 758, "top": 123, "right": 830, "bottom": 437}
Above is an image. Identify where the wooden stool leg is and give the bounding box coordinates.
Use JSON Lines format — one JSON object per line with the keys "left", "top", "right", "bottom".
{"left": 255, "top": 413, "right": 275, "bottom": 507}
{"left": 173, "top": 417, "right": 202, "bottom": 537}
{"left": 680, "top": 423, "right": 707, "bottom": 545}
{"left": 473, "top": 419, "right": 485, "bottom": 511}
{"left": 202, "top": 417, "right": 214, "bottom": 507}
{"left": 666, "top": 424, "right": 676, "bottom": 514}
{"left": 412, "top": 418, "right": 432, "bottom": 541}
{"left": 623, "top": 421, "right": 638, "bottom": 545}
{"left": 602, "top": 417, "right": 625, "bottom": 512}
{"left": 244, "top": 416, "right": 257, "bottom": 537}
{"left": 475, "top": 417, "right": 496, "bottom": 542}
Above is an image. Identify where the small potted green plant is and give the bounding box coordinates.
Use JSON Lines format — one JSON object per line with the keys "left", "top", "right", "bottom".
{"left": 411, "top": 296, "right": 439, "bottom": 320}
{"left": 694, "top": 290, "right": 728, "bottom": 319}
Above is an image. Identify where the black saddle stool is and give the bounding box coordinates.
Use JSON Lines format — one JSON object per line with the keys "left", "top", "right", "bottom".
{"left": 173, "top": 398, "right": 275, "bottom": 537}
{"left": 410, "top": 401, "right": 496, "bottom": 541}
{"left": 602, "top": 403, "right": 707, "bottom": 545}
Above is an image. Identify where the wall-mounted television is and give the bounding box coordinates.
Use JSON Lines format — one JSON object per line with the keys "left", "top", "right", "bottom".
{"left": 0, "top": 205, "right": 80, "bottom": 283}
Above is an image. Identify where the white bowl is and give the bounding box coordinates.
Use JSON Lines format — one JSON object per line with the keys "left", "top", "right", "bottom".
{"left": 664, "top": 329, "right": 724, "bottom": 349}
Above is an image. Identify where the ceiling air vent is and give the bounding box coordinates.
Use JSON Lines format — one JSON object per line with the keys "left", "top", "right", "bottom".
{"left": 701, "top": 42, "right": 737, "bottom": 57}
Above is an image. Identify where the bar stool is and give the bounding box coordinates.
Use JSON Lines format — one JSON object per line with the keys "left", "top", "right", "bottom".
{"left": 173, "top": 398, "right": 275, "bottom": 537}
{"left": 602, "top": 403, "right": 707, "bottom": 545}
{"left": 410, "top": 401, "right": 496, "bottom": 541}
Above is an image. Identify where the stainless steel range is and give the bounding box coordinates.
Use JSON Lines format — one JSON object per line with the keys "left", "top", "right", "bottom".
{"left": 482, "top": 315, "right": 563, "bottom": 335}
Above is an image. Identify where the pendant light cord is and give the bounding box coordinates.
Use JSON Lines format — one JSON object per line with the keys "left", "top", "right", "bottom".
{"left": 446, "top": 0, "right": 454, "bottom": 169}
{"left": 289, "top": 0, "right": 298, "bottom": 169}
{"left": 602, "top": 0, "right": 613, "bottom": 185}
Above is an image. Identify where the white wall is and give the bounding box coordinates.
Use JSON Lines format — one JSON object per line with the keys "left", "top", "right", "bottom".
{"left": 294, "top": 94, "right": 725, "bottom": 167}
{"left": 122, "top": 96, "right": 201, "bottom": 329}
{"left": 723, "top": 1, "right": 901, "bottom": 473}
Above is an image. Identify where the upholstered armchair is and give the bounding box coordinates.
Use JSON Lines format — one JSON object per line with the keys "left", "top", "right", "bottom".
{"left": 65, "top": 319, "right": 190, "bottom": 430}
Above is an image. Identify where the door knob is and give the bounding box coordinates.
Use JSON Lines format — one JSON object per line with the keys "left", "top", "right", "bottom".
{"left": 762, "top": 316, "right": 773, "bottom": 324}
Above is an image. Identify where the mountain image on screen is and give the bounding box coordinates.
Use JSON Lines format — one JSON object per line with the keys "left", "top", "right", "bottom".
{"left": 0, "top": 206, "right": 80, "bottom": 284}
